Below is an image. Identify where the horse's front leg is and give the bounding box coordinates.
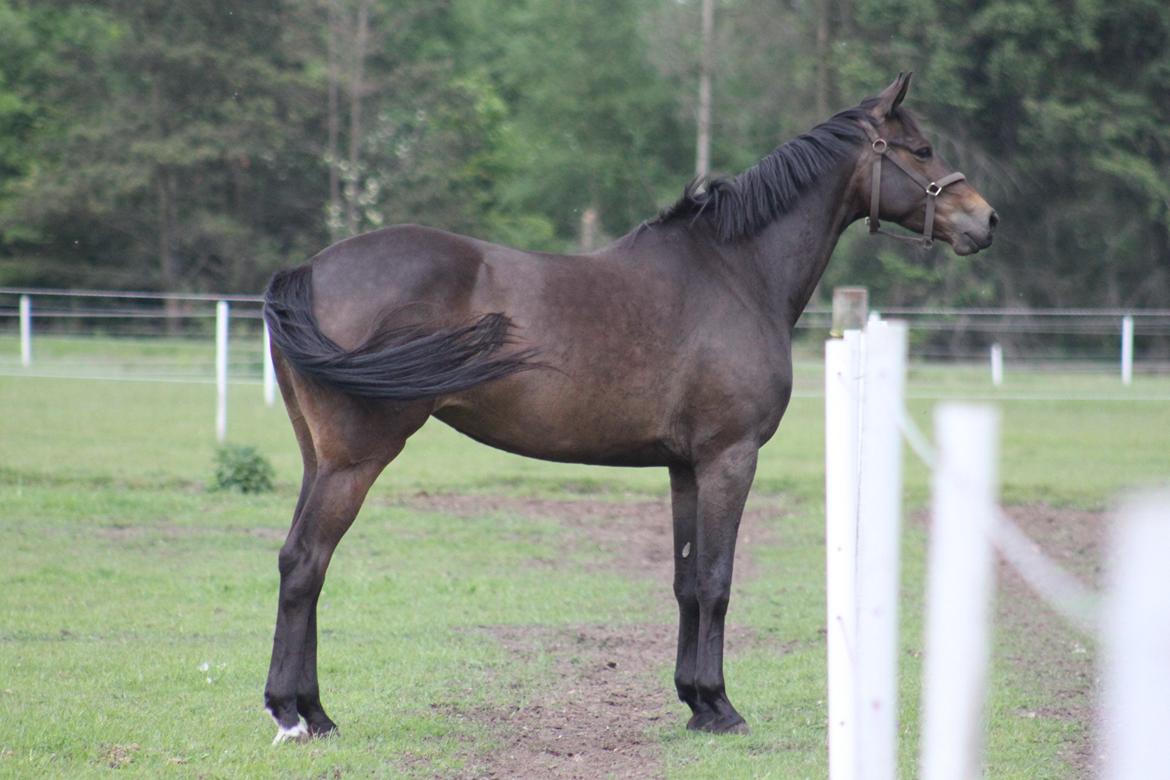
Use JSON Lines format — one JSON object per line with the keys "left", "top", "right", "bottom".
{"left": 669, "top": 465, "right": 701, "bottom": 714}
{"left": 684, "top": 442, "right": 757, "bottom": 734}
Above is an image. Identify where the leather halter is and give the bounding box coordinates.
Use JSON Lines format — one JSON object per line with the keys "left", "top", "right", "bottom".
{"left": 862, "top": 122, "right": 966, "bottom": 249}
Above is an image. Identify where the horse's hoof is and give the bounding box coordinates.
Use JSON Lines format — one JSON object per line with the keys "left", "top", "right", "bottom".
{"left": 688, "top": 711, "right": 749, "bottom": 735}
{"left": 686, "top": 710, "right": 717, "bottom": 731}
{"left": 272, "top": 721, "right": 311, "bottom": 745}
{"left": 708, "top": 714, "right": 750, "bottom": 735}
{"left": 306, "top": 720, "right": 339, "bottom": 739}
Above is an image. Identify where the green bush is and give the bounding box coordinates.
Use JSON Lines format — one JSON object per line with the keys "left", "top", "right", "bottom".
{"left": 211, "top": 445, "right": 275, "bottom": 494}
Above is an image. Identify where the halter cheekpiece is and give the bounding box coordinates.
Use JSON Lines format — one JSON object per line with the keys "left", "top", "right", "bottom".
{"left": 862, "top": 123, "right": 966, "bottom": 249}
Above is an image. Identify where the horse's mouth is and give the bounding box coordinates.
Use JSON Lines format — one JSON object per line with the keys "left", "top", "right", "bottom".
{"left": 953, "top": 231, "right": 993, "bottom": 256}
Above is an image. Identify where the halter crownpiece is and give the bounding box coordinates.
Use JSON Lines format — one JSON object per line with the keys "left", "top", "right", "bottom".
{"left": 861, "top": 122, "right": 966, "bottom": 249}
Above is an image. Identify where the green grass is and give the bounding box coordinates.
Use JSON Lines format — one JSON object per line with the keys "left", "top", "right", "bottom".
{"left": 0, "top": 334, "right": 266, "bottom": 381}
{"left": 0, "top": 356, "right": 1167, "bottom": 778}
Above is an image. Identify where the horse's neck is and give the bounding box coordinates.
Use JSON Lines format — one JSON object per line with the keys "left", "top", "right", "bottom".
{"left": 747, "top": 153, "right": 863, "bottom": 326}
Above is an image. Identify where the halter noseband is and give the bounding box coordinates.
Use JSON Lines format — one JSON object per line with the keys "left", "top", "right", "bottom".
{"left": 862, "top": 123, "right": 966, "bottom": 249}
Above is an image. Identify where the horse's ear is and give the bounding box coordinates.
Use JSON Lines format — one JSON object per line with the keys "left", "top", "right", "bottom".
{"left": 871, "top": 72, "right": 913, "bottom": 119}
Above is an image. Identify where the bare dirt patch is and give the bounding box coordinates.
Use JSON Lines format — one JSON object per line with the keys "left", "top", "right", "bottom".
{"left": 393, "top": 492, "right": 777, "bottom": 584}
{"left": 446, "top": 623, "right": 675, "bottom": 780}
{"left": 391, "top": 492, "right": 778, "bottom": 779}
{"left": 97, "top": 743, "right": 140, "bottom": 769}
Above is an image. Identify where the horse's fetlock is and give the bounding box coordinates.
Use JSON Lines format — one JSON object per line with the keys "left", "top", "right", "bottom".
{"left": 695, "top": 676, "right": 726, "bottom": 702}
{"left": 265, "top": 690, "right": 298, "bottom": 724}
{"left": 675, "top": 674, "right": 698, "bottom": 702}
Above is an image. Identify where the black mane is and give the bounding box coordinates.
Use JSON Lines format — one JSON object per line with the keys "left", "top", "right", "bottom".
{"left": 651, "top": 105, "right": 876, "bottom": 243}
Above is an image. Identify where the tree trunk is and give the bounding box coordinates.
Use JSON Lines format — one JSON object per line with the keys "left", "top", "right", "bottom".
{"left": 150, "top": 77, "right": 181, "bottom": 329}
{"left": 579, "top": 206, "right": 599, "bottom": 252}
{"left": 694, "top": 0, "right": 714, "bottom": 179}
{"left": 345, "top": 0, "right": 371, "bottom": 237}
{"left": 815, "top": 0, "right": 831, "bottom": 118}
{"left": 326, "top": 0, "right": 342, "bottom": 240}
{"left": 156, "top": 168, "right": 181, "bottom": 331}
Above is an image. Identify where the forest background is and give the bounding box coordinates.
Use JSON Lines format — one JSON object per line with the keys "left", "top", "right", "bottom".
{"left": 0, "top": 0, "right": 1167, "bottom": 308}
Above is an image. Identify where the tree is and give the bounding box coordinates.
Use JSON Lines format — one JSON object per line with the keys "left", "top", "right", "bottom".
{"left": 457, "top": 0, "right": 690, "bottom": 248}
{"left": 0, "top": 0, "right": 325, "bottom": 292}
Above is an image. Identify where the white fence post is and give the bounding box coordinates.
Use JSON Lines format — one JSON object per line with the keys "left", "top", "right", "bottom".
{"left": 215, "top": 300, "right": 229, "bottom": 443}
{"left": 919, "top": 404, "right": 1000, "bottom": 780}
{"left": 825, "top": 329, "right": 863, "bottom": 780}
{"left": 19, "top": 294, "right": 31, "bottom": 367}
{"left": 1100, "top": 491, "right": 1170, "bottom": 780}
{"left": 990, "top": 343, "right": 1003, "bottom": 387}
{"left": 1120, "top": 315, "right": 1134, "bottom": 386}
{"left": 262, "top": 321, "right": 277, "bottom": 407}
{"left": 855, "top": 320, "right": 907, "bottom": 780}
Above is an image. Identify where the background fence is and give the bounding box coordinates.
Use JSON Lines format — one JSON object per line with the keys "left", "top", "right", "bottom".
{"left": 4, "top": 288, "right": 1169, "bottom": 385}
{"left": 4, "top": 286, "right": 1170, "bottom": 442}
{"left": 0, "top": 288, "right": 267, "bottom": 384}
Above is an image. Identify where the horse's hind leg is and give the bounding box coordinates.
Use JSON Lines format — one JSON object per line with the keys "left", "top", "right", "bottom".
{"left": 267, "top": 357, "right": 332, "bottom": 736}
{"left": 284, "top": 414, "right": 336, "bottom": 736}
{"left": 266, "top": 460, "right": 380, "bottom": 742}
{"left": 265, "top": 387, "right": 429, "bottom": 743}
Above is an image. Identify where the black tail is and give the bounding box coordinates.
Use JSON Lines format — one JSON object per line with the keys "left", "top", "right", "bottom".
{"left": 262, "top": 265, "right": 538, "bottom": 400}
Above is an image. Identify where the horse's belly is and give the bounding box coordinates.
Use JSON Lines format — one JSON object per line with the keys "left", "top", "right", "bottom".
{"left": 432, "top": 378, "right": 678, "bottom": 467}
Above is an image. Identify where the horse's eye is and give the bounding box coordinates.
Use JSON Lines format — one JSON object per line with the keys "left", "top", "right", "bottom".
{"left": 914, "top": 146, "right": 933, "bottom": 160}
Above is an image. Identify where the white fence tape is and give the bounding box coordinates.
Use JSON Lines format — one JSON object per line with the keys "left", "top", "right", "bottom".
{"left": 1100, "top": 491, "right": 1170, "bottom": 780}
{"left": 825, "top": 316, "right": 1165, "bottom": 780}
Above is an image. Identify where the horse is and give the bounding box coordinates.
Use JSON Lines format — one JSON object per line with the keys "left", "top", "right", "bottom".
{"left": 260, "top": 73, "right": 997, "bottom": 742}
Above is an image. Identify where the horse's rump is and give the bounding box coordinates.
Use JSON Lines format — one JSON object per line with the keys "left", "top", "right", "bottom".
{"left": 262, "top": 264, "right": 538, "bottom": 401}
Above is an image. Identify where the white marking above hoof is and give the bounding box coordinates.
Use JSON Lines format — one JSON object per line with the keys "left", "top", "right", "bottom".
{"left": 272, "top": 721, "right": 310, "bottom": 745}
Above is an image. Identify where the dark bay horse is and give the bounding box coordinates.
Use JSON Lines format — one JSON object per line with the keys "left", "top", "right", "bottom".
{"left": 261, "top": 74, "right": 996, "bottom": 742}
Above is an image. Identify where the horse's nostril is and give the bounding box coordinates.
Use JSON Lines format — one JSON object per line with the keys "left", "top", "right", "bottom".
{"left": 988, "top": 210, "right": 1000, "bottom": 231}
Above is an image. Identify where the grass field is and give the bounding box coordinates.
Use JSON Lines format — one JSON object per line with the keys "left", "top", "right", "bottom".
{"left": 1, "top": 346, "right": 1168, "bottom": 778}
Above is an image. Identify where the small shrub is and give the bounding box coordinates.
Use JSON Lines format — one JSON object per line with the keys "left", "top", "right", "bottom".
{"left": 211, "top": 444, "right": 275, "bottom": 493}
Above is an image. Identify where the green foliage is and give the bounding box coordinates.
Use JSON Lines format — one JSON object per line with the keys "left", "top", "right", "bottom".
{"left": 0, "top": 0, "right": 1167, "bottom": 307}
{"left": 211, "top": 444, "right": 275, "bottom": 494}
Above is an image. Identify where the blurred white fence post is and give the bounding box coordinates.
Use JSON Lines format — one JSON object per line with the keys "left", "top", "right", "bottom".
{"left": 1120, "top": 315, "right": 1134, "bottom": 386}
{"left": 825, "top": 328, "right": 863, "bottom": 780}
{"left": 262, "top": 321, "right": 277, "bottom": 407}
{"left": 855, "top": 320, "right": 907, "bottom": 780}
{"left": 1100, "top": 491, "right": 1170, "bottom": 780}
{"left": 19, "top": 294, "right": 31, "bottom": 367}
{"left": 215, "top": 301, "right": 229, "bottom": 443}
{"left": 919, "top": 404, "right": 1000, "bottom": 780}
{"left": 990, "top": 343, "right": 1003, "bottom": 387}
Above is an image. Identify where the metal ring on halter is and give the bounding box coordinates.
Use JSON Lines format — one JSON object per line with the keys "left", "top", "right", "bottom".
{"left": 926, "top": 182, "right": 942, "bottom": 197}
{"left": 871, "top": 138, "right": 888, "bottom": 154}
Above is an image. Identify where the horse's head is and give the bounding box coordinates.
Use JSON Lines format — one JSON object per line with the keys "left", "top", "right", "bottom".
{"left": 857, "top": 73, "right": 998, "bottom": 255}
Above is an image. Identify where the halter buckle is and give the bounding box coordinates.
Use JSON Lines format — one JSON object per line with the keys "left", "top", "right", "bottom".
{"left": 871, "top": 138, "right": 888, "bottom": 154}
{"left": 926, "top": 182, "right": 942, "bottom": 197}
